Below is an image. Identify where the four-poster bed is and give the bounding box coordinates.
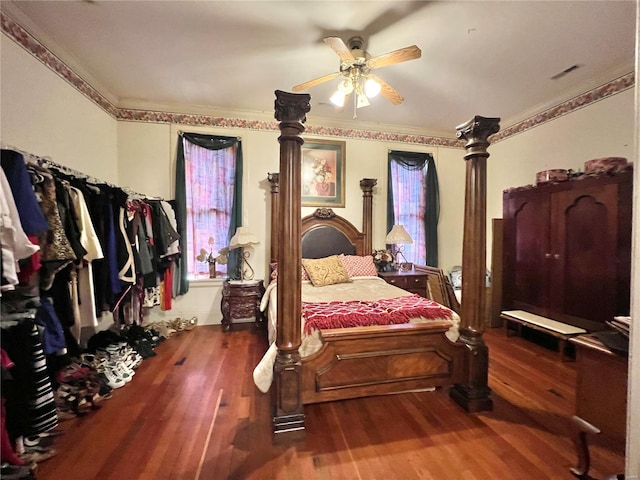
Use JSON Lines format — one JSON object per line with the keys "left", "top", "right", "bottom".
{"left": 269, "top": 89, "right": 500, "bottom": 437}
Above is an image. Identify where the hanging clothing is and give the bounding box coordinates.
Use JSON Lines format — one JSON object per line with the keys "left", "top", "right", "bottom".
{"left": 0, "top": 150, "right": 49, "bottom": 235}
{"left": 0, "top": 318, "right": 58, "bottom": 440}
{"left": 0, "top": 169, "right": 40, "bottom": 291}
{"left": 69, "top": 186, "right": 104, "bottom": 337}
{"left": 29, "top": 166, "right": 76, "bottom": 290}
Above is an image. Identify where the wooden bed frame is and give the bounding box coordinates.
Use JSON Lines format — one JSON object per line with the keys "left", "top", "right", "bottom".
{"left": 271, "top": 90, "right": 500, "bottom": 438}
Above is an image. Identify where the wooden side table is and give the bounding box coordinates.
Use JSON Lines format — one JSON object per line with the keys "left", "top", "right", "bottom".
{"left": 378, "top": 270, "right": 427, "bottom": 297}
{"left": 568, "top": 333, "right": 627, "bottom": 478}
{"left": 221, "top": 280, "right": 265, "bottom": 331}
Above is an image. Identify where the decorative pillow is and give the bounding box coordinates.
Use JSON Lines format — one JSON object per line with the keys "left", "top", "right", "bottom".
{"left": 270, "top": 262, "right": 310, "bottom": 281}
{"left": 302, "top": 256, "right": 351, "bottom": 287}
{"left": 339, "top": 254, "right": 378, "bottom": 277}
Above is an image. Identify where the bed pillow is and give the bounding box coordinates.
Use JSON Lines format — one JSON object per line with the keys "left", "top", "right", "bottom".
{"left": 339, "top": 254, "right": 378, "bottom": 277}
{"left": 302, "top": 256, "right": 351, "bottom": 287}
{"left": 270, "top": 262, "right": 310, "bottom": 281}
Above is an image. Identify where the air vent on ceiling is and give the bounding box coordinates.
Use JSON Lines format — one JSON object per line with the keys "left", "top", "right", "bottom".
{"left": 550, "top": 64, "right": 580, "bottom": 80}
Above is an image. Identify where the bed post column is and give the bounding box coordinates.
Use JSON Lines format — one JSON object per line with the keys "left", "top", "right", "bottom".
{"left": 272, "top": 90, "right": 310, "bottom": 439}
{"left": 450, "top": 115, "right": 500, "bottom": 413}
{"left": 267, "top": 173, "right": 279, "bottom": 264}
{"left": 360, "top": 178, "right": 377, "bottom": 254}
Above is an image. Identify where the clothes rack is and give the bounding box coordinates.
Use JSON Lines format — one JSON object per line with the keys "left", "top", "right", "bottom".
{"left": 0, "top": 142, "right": 149, "bottom": 199}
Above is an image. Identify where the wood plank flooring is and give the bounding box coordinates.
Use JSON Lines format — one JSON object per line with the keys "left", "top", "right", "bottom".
{"left": 35, "top": 325, "right": 625, "bottom": 480}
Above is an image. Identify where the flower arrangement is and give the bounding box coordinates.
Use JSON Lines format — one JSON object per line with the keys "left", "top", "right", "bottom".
{"left": 372, "top": 249, "right": 393, "bottom": 272}
{"left": 311, "top": 158, "right": 332, "bottom": 179}
{"left": 196, "top": 237, "right": 228, "bottom": 278}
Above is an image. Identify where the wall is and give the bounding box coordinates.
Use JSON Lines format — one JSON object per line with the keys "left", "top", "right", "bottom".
{"left": 0, "top": 35, "right": 118, "bottom": 181}
{"left": 488, "top": 88, "right": 635, "bottom": 221}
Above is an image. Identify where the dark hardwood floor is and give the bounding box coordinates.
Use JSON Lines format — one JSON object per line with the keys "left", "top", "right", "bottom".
{"left": 34, "top": 324, "right": 625, "bottom": 480}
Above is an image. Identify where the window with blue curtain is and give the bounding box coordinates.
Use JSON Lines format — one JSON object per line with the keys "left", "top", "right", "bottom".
{"left": 174, "top": 133, "right": 243, "bottom": 291}
{"left": 387, "top": 151, "right": 440, "bottom": 267}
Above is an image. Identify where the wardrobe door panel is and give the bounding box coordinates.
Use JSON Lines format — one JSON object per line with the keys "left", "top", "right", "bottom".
{"left": 550, "top": 184, "right": 618, "bottom": 326}
{"left": 509, "top": 193, "right": 551, "bottom": 316}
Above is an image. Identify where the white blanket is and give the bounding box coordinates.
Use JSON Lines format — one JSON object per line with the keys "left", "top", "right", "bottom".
{"left": 253, "top": 276, "right": 460, "bottom": 393}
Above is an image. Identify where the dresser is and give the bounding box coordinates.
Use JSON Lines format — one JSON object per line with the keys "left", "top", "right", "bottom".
{"left": 220, "top": 280, "right": 265, "bottom": 331}
{"left": 378, "top": 270, "right": 427, "bottom": 297}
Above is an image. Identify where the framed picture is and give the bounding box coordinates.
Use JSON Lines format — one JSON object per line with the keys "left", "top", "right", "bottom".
{"left": 301, "top": 139, "right": 346, "bottom": 207}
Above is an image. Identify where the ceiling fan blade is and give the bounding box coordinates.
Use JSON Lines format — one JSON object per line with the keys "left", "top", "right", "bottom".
{"left": 292, "top": 71, "right": 341, "bottom": 92}
{"left": 323, "top": 37, "right": 355, "bottom": 63}
{"left": 368, "top": 74, "right": 404, "bottom": 105}
{"left": 367, "top": 45, "right": 421, "bottom": 70}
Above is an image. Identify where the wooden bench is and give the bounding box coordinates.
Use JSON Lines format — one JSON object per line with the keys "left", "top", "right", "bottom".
{"left": 500, "top": 310, "right": 587, "bottom": 361}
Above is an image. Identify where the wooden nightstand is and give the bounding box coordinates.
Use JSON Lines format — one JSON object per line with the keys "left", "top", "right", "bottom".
{"left": 378, "top": 270, "right": 427, "bottom": 297}
{"left": 221, "top": 280, "right": 265, "bottom": 331}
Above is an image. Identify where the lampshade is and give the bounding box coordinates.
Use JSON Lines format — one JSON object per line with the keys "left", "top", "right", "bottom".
{"left": 229, "top": 227, "right": 259, "bottom": 250}
{"left": 385, "top": 225, "right": 413, "bottom": 245}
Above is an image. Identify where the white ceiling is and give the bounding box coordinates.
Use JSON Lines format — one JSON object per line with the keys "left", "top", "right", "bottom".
{"left": 2, "top": 0, "right": 636, "bottom": 138}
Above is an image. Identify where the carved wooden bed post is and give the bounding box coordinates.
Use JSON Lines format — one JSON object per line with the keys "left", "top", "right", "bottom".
{"left": 359, "top": 178, "right": 376, "bottom": 254}
{"left": 450, "top": 115, "right": 500, "bottom": 412}
{"left": 272, "top": 90, "right": 310, "bottom": 438}
{"left": 267, "top": 173, "right": 279, "bottom": 264}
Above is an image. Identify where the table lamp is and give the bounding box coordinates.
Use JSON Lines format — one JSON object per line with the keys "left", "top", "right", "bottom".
{"left": 229, "top": 226, "right": 260, "bottom": 281}
{"left": 385, "top": 224, "right": 413, "bottom": 271}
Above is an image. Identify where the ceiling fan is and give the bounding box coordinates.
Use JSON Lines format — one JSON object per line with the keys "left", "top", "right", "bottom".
{"left": 293, "top": 36, "right": 421, "bottom": 115}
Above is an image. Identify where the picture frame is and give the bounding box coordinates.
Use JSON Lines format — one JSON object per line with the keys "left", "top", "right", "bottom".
{"left": 301, "top": 139, "right": 346, "bottom": 207}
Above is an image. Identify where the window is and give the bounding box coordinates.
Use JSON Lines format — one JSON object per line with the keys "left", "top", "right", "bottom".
{"left": 175, "top": 134, "right": 242, "bottom": 288}
{"left": 387, "top": 151, "right": 439, "bottom": 267}
{"left": 184, "top": 142, "right": 236, "bottom": 278}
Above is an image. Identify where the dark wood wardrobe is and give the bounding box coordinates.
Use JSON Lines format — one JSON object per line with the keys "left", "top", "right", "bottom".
{"left": 502, "top": 170, "right": 632, "bottom": 331}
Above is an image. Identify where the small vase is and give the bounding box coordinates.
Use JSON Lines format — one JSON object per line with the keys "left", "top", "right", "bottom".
{"left": 208, "top": 261, "right": 217, "bottom": 279}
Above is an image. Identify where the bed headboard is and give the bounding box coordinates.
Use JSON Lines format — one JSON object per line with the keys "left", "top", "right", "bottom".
{"left": 268, "top": 175, "right": 376, "bottom": 262}
{"left": 301, "top": 208, "right": 362, "bottom": 258}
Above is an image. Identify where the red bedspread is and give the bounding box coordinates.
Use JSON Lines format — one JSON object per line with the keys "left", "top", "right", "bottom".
{"left": 302, "top": 294, "right": 455, "bottom": 334}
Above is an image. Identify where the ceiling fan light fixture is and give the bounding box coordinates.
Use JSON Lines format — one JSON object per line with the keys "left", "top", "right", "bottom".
{"left": 364, "top": 77, "right": 381, "bottom": 98}
{"left": 330, "top": 90, "right": 346, "bottom": 107}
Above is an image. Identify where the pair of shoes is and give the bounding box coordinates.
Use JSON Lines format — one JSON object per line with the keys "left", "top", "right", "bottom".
{"left": 95, "top": 364, "right": 126, "bottom": 390}
{"left": 145, "top": 321, "right": 173, "bottom": 339}
{"left": 130, "top": 338, "right": 156, "bottom": 359}
{"left": 170, "top": 318, "right": 186, "bottom": 332}
{"left": 184, "top": 316, "right": 198, "bottom": 331}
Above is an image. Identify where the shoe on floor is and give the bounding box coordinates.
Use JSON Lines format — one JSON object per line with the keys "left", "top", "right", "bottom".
{"left": 19, "top": 447, "right": 57, "bottom": 463}
{"left": 0, "top": 464, "right": 36, "bottom": 480}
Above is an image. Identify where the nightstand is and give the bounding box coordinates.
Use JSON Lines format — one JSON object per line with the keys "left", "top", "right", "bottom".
{"left": 378, "top": 270, "right": 427, "bottom": 297}
{"left": 221, "top": 280, "right": 265, "bottom": 331}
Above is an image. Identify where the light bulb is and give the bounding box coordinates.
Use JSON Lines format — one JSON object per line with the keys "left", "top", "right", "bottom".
{"left": 364, "top": 78, "right": 381, "bottom": 98}
{"left": 330, "top": 90, "right": 345, "bottom": 107}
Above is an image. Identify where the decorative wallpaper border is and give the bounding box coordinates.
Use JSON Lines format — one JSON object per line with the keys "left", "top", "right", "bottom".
{"left": 1, "top": 11, "right": 635, "bottom": 148}
{"left": 492, "top": 72, "right": 635, "bottom": 143}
